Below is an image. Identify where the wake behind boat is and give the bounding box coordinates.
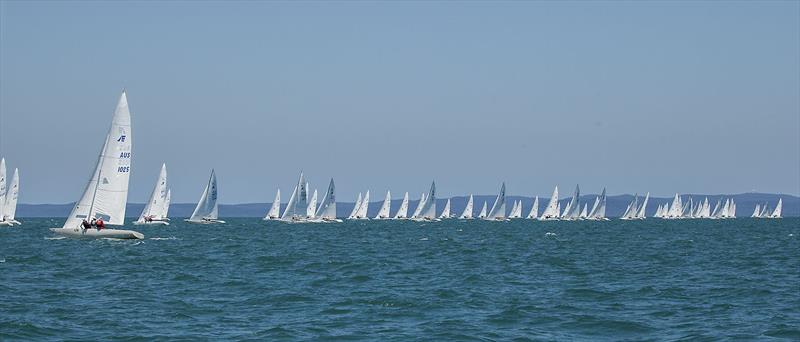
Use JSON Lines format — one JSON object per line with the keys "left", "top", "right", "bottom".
{"left": 50, "top": 91, "right": 144, "bottom": 239}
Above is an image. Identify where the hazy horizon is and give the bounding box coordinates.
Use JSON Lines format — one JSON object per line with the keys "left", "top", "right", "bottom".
{"left": 1, "top": 1, "right": 799, "bottom": 204}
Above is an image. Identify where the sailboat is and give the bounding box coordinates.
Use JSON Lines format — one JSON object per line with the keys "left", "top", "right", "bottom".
{"left": 314, "top": 178, "right": 340, "bottom": 222}
{"left": 751, "top": 204, "right": 762, "bottom": 218}
{"left": 539, "top": 186, "right": 559, "bottom": 220}
{"left": 0, "top": 166, "right": 20, "bottom": 226}
{"left": 477, "top": 201, "right": 488, "bottom": 219}
{"left": 306, "top": 189, "right": 318, "bottom": 219}
{"left": 134, "top": 163, "right": 170, "bottom": 225}
{"left": 263, "top": 189, "right": 281, "bottom": 220}
{"left": 459, "top": 194, "right": 474, "bottom": 219}
{"left": 439, "top": 198, "right": 451, "bottom": 219}
{"left": 484, "top": 182, "right": 507, "bottom": 221}
{"left": 508, "top": 200, "right": 522, "bottom": 219}
{"left": 413, "top": 181, "right": 438, "bottom": 221}
{"left": 50, "top": 91, "right": 143, "bottom": 239}
{"left": 280, "top": 172, "right": 309, "bottom": 222}
{"left": 0, "top": 158, "right": 5, "bottom": 226}
{"left": 579, "top": 203, "right": 588, "bottom": 219}
{"left": 186, "top": 169, "right": 225, "bottom": 224}
{"left": 526, "top": 196, "right": 539, "bottom": 219}
{"left": 769, "top": 199, "right": 782, "bottom": 218}
{"left": 347, "top": 193, "right": 362, "bottom": 219}
{"left": 561, "top": 185, "right": 581, "bottom": 220}
{"left": 665, "top": 194, "right": 683, "bottom": 219}
{"left": 375, "top": 190, "right": 392, "bottom": 219}
{"left": 353, "top": 190, "right": 370, "bottom": 220}
{"left": 587, "top": 188, "right": 608, "bottom": 220}
{"left": 410, "top": 193, "right": 427, "bottom": 219}
{"left": 634, "top": 192, "right": 649, "bottom": 219}
{"left": 393, "top": 192, "right": 409, "bottom": 219}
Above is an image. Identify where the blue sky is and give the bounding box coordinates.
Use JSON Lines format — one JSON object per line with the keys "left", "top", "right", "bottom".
{"left": 1, "top": 1, "right": 798, "bottom": 204}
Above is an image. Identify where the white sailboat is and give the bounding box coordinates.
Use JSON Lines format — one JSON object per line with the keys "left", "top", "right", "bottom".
{"left": 411, "top": 192, "right": 427, "bottom": 219}
{"left": 1, "top": 167, "right": 20, "bottom": 226}
{"left": 50, "top": 91, "right": 143, "bottom": 239}
{"left": 459, "top": 194, "right": 474, "bottom": 219}
{"left": 510, "top": 200, "right": 523, "bottom": 219}
{"left": 526, "top": 196, "right": 539, "bottom": 219}
{"left": 751, "top": 204, "right": 762, "bottom": 218}
{"left": 477, "top": 201, "right": 488, "bottom": 219}
{"left": 163, "top": 189, "right": 171, "bottom": 219}
{"left": 186, "top": 169, "right": 224, "bottom": 224}
{"left": 635, "top": 192, "right": 649, "bottom": 219}
{"left": 315, "top": 178, "right": 340, "bottom": 222}
{"left": 280, "top": 172, "right": 309, "bottom": 222}
{"left": 135, "top": 163, "right": 170, "bottom": 225}
{"left": 439, "top": 198, "right": 451, "bottom": 219}
{"left": 306, "top": 189, "right": 318, "bottom": 219}
{"left": 393, "top": 192, "right": 409, "bottom": 219}
{"left": 263, "top": 189, "right": 281, "bottom": 220}
{"left": 665, "top": 194, "right": 683, "bottom": 219}
{"left": 562, "top": 185, "right": 581, "bottom": 220}
{"left": 413, "top": 181, "right": 438, "bottom": 221}
{"left": 770, "top": 199, "right": 782, "bottom": 218}
{"left": 484, "top": 182, "right": 507, "bottom": 221}
{"left": 347, "top": 192, "right": 362, "bottom": 219}
{"left": 588, "top": 188, "right": 608, "bottom": 220}
{"left": 353, "top": 190, "right": 370, "bottom": 220}
{"left": 0, "top": 158, "right": 5, "bottom": 226}
{"left": 375, "top": 190, "right": 392, "bottom": 219}
{"left": 539, "top": 186, "right": 560, "bottom": 220}
{"left": 579, "top": 203, "right": 588, "bottom": 219}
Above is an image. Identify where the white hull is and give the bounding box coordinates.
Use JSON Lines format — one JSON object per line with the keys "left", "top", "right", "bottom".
{"left": 133, "top": 220, "right": 170, "bottom": 226}
{"left": 0, "top": 220, "right": 21, "bottom": 226}
{"left": 50, "top": 227, "right": 144, "bottom": 239}
{"left": 184, "top": 219, "right": 226, "bottom": 224}
{"left": 411, "top": 217, "right": 441, "bottom": 222}
{"left": 262, "top": 216, "right": 280, "bottom": 221}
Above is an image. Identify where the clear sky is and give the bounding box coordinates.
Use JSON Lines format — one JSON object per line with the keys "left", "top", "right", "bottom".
{"left": 1, "top": 1, "right": 798, "bottom": 204}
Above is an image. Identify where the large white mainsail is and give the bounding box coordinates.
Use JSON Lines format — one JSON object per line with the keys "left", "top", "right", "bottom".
{"left": 51, "top": 91, "right": 142, "bottom": 239}
{"left": 477, "top": 201, "right": 488, "bottom": 219}
{"left": 591, "top": 188, "right": 607, "bottom": 220}
{"left": 509, "top": 200, "right": 522, "bottom": 219}
{"left": 393, "top": 192, "right": 409, "bottom": 219}
{"left": 187, "top": 169, "right": 223, "bottom": 223}
{"left": 751, "top": 204, "right": 762, "bottom": 218}
{"left": 354, "top": 190, "right": 370, "bottom": 219}
{"left": 2, "top": 168, "right": 19, "bottom": 224}
{"left": 485, "top": 182, "right": 506, "bottom": 221}
{"left": 315, "top": 178, "right": 338, "bottom": 221}
{"left": 281, "top": 172, "right": 308, "bottom": 220}
{"left": 264, "top": 189, "right": 281, "bottom": 220}
{"left": 539, "top": 186, "right": 559, "bottom": 220}
{"left": 416, "top": 181, "right": 437, "bottom": 220}
{"left": 770, "top": 199, "right": 782, "bottom": 218}
{"left": 666, "top": 194, "right": 682, "bottom": 219}
{"left": 375, "top": 190, "right": 392, "bottom": 219}
{"left": 459, "top": 194, "right": 474, "bottom": 219}
{"left": 527, "top": 196, "right": 539, "bottom": 219}
{"left": 136, "top": 163, "right": 169, "bottom": 225}
{"left": 635, "top": 192, "right": 649, "bottom": 219}
{"left": 306, "top": 189, "right": 318, "bottom": 218}
{"left": 411, "top": 193, "right": 426, "bottom": 219}
{"left": 439, "top": 198, "right": 451, "bottom": 219}
{"left": 579, "top": 203, "right": 588, "bottom": 219}
{"left": 347, "top": 192, "right": 362, "bottom": 219}
{"left": 562, "top": 185, "right": 581, "bottom": 220}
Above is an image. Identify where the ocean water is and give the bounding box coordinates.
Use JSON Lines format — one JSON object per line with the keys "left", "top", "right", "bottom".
{"left": 1, "top": 218, "right": 798, "bottom": 341}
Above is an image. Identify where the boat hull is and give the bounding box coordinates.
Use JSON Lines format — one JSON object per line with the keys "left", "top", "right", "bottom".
{"left": 50, "top": 227, "right": 144, "bottom": 239}
{"left": 185, "top": 219, "right": 226, "bottom": 224}
{"left": 133, "top": 220, "right": 170, "bottom": 226}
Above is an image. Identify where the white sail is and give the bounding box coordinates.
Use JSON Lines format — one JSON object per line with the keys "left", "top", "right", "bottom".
{"left": 459, "top": 194, "right": 474, "bottom": 219}
{"left": 315, "top": 179, "right": 337, "bottom": 219}
{"left": 654, "top": 204, "right": 663, "bottom": 218}
{"left": 265, "top": 189, "right": 281, "bottom": 219}
{"left": 417, "top": 182, "right": 437, "bottom": 220}
{"left": 281, "top": 172, "right": 308, "bottom": 220}
{"left": 163, "top": 189, "right": 171, "bottom": 218}
{"left": 751, "top": 204, "right": 761, "bottom": 218}
{"left": 63, "top": 91, "right": 133, "bottom": 228}
{"left": 283, "top": 185, "right": 298, "bottom": 219}
{"left": 539, "top": 186, "right": 559, "bottom": 220}
{"left": 666, "top": 194, "right": 682, "bottom": 218}
{"left": 562, "top": 185, "right": 581, "bottom": 220}
{"left": 527, "top": 196, "right": 539, "bottom": 219}
{"left": 635, "top": 192, "right": 649, "bottom": 219}
{"left": 411, "top": 192, "right": 426, "bottom": 219}
{"left": 477, "top": 201, "right": 488, "bottom": 218}
{"left": 306, "top": 189, "right": 318, "bottom": 218}
{"left": 507, "top": 200, "right": 520, "bottom": 219}
{"left": 137, "top": 163, "right": 168, "bottom": 223}
{"left": 439, "top": 198, "right": 451, "bottom": 219}
{"left": 189, "top": 169, "right": 219, "bottom": 221}
{"left": 557, "top": 202, "right": 561, "bottom": 217}
{"left": 355, "top": 190, "right": 370, "bottom": 219}
{"left": 771, "top": 199, "right": 782, "bottom": 218}
{"left": 393, "top": 192, "right": 409, "bottom": 219}
{"left": 375, "top": 190, "right": 392, "bottom": 219}
{"left": 485, "top": 182, "right": 506, "bottom": 220}
{"left": 729, "top": 199, "right": 737, "bottom": 218}
{"left": 579, "top": 203, "right": 588, "bottom": 218}
{"left": 588, "top": 188, "right": 607, "bottom": 219}
{"left": 2, "top": 168, "right": 19, "bottom": 221}
{"left": 348, "top": 193, "right": 362, "bottom": 219}
{"left": 0, "top": 158, "right": 5, "bottom": 219}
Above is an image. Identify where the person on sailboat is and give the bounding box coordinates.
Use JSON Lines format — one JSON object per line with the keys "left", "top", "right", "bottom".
{"left": 82, "top": 219, "right": 92, "bottom": 230}
{"left": 95, "top": 218, "right": 105, "bottom": 230}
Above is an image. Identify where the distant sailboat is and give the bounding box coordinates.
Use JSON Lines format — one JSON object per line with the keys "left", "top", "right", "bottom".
{"left": 264, "top": 189, "right": 281, "bottom": 220}
{"left": 439, "top": 198, "right": 451, "bottom": 219}
{"left": 666, "top": 194, "right": 683, "bottom": 219}
{"left": 770, "top": 199, "right": 782, "bottom": 218}
{"left": 375, "top": 190, "right": 392, "bottom": 219}
{"left": 587, "top": 188, "right": 608, "bottom": 220}
{"left": 186, "top": 169, "right": 225, "bottom": 224}
{"left": 635, "top": 192, "right": 649, "bottom": 219}
{"left": 315, "top": 178, "right": 340, "bottom": 222}
{"left": 477, "top": 201, "right": 488, "bottom": 219}
{"left": 347, "top": 192, "right": 362, "bottom": 219}
{"left": 579, "top": 203, "right": 588, "bottom": 219}
{"left": 411, "top": 193, "right": 427, "bottom": 219}
{"left": 306, "top": 189, "right": 318, "bottom": 218}
{"left": 484, "top": 182, "right": 507, "bottom": 221}
{"left": 526, "top": 196, "right": 539, "bottom": 219}
{"left": 0, "top": 158, "right": 5, "bottom": 226}
{"left": 353, "top": 190, "right": 370, "bottom": 220}
{"left": 281, "top": 172, "right": 309, "bottom": 222}
{"left": 539, "top": 186, "right": 559, "bottom": 220}
{"left": 0, "top": 167, "right": 20, "bottom": 226}
{"left": 751, "top": 203, "right": 761, "bottom": 218}
{"left": 393, "top": 192, "right": 409, "bottom": 219}
{"left": 459, "top": 194, "right": 474, "bottom": 219}
{"left": 621, "top": 194, "right": 640, "bottom": 220}
{"left": 561, "top": 185, "right": 581, "bottom": 220}
{"left": 50, "top": 91, "right": 144, "bottom": 239}
{"left": 135, "top": 163, "right": 170, "bottom": 225}
{"left": 413, "top": 181, "right": 438, "bottom": 221}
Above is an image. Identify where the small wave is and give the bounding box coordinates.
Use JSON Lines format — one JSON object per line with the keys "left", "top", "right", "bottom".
{"left": 419, "top": 237, "right": 429, "bottom": 241}
{"left": 44, "top": 236, "right": 66, "bottom": 240}
{"left": 150, "top": 237, "right": 178, "bottom": 240}
{"left": 545, "top": 232, "right": 557, "bottom": 237}
{"left": 0, "top": 258, "right": 5, "bottom": 263}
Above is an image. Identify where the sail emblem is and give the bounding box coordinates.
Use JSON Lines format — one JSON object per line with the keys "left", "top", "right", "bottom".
{"left": 102, "top": 177, "right": 109, "bottom": 184}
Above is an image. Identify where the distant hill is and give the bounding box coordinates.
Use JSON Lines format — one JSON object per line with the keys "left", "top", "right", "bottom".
{"left": 15, "top": 193, "right": 798, "bottom": 218}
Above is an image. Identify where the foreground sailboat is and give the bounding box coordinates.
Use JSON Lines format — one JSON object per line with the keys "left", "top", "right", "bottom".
{"left": 50, "top": 91, "right": 143, "bottom": 239}
{"left": 186, "top": 169, "right": 225, "bottom": 224}
{"left": 459, "top": 194, "right": 474, "bottom": 219}
{"left": 134, "top": 163, "right": 170, "bottom": 225}
{"left": 263, "top": 189, "right": 281, "bottom": 220}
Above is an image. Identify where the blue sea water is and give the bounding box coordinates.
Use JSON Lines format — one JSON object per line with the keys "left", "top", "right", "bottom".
{"left": 1, "top": 218, "right": 798, "bottom": 341}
